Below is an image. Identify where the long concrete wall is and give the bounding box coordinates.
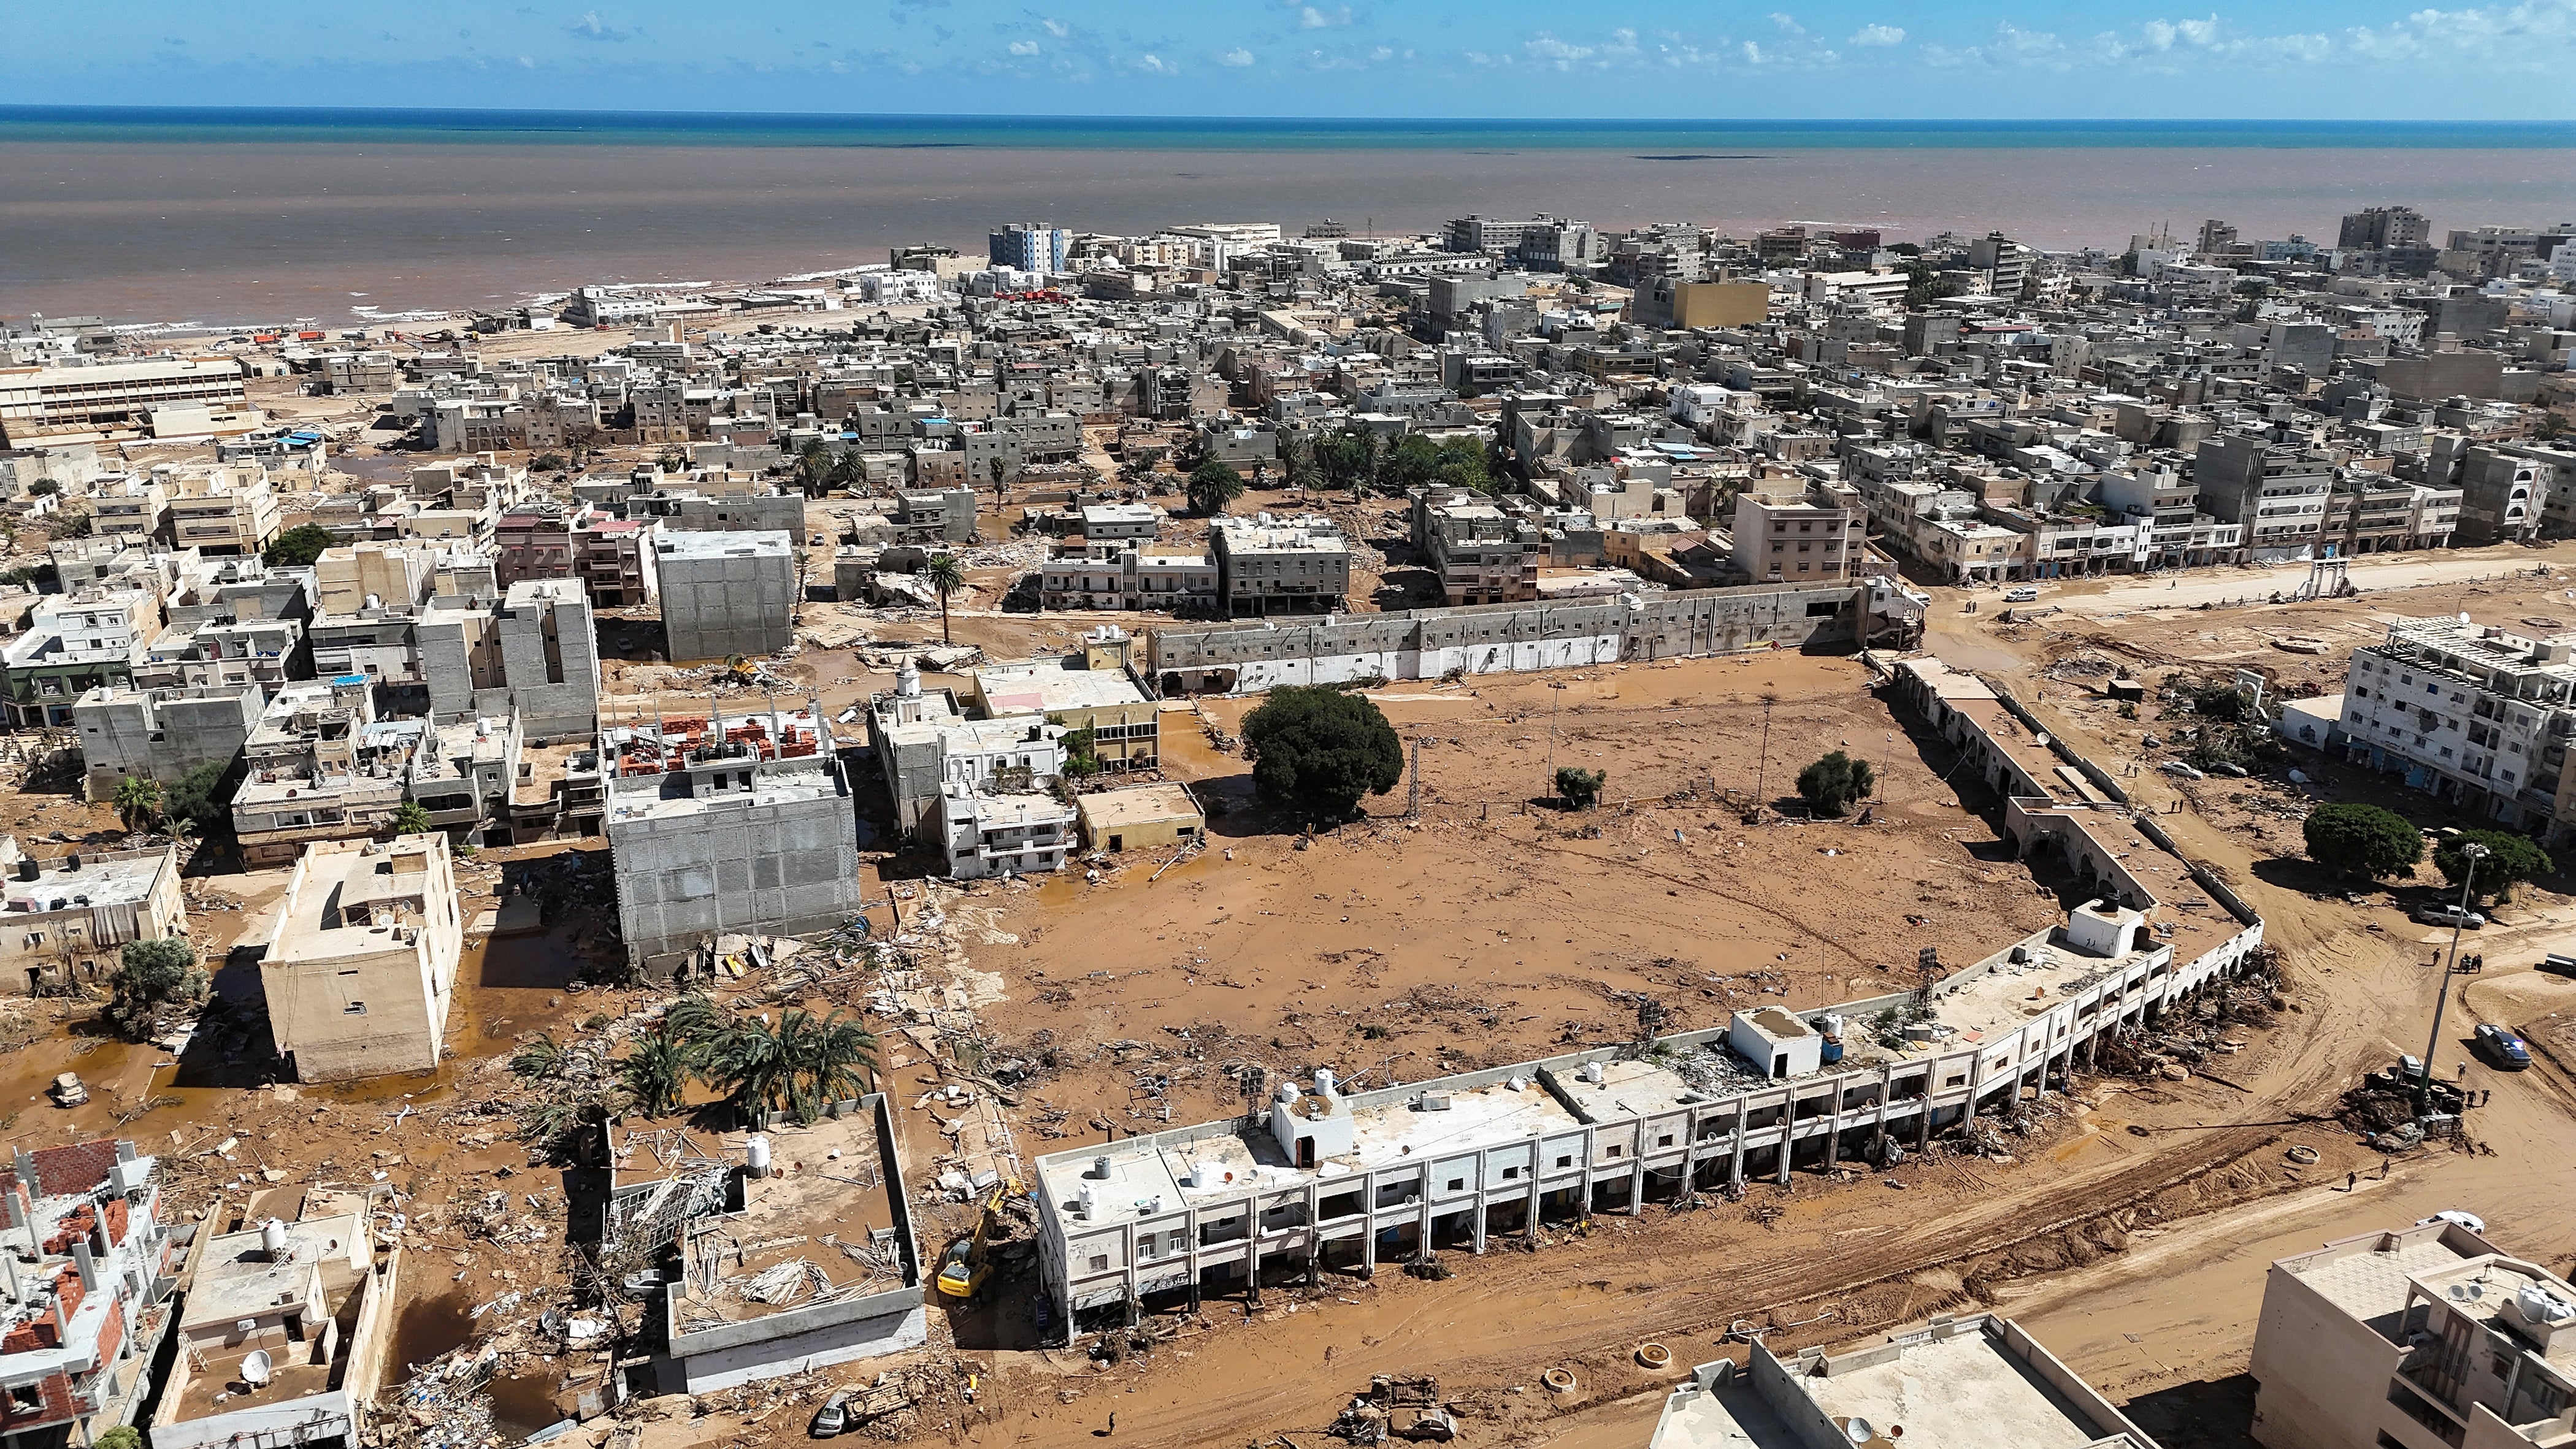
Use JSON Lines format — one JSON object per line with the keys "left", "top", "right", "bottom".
{"left": 1143, "top": 579, "right": 1924, "bottom": 694}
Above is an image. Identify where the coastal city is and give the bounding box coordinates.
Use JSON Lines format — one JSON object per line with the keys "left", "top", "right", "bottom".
{"left": 1, "top": 194, "right": 2575, "bottom": 1449}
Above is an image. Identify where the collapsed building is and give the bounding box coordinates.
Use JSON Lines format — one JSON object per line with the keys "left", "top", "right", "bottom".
{"left": 0, "top": 1140, "right": 182, "bottom": 1449}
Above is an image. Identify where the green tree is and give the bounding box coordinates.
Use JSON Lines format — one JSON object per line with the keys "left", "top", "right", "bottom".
{"left": 1555, "top": 767, "right": 1605, "bottom": 809}
{"left": 263, "top": 523, "right": 337, "bottom": 569}
{"left": 1795, "top": 751, "right": 1876, "bottom": 816}
{"left": 531, "top": 452, "right": 569, "bottom": 474}
{"left": 1313, "top": 430, "right": 1378, "bottom": 494}
{"left": 2302, "top": 803, "right": 2425, "bottom": 881}
{"left": 1382, "top": 435, "right": 1444, "bottom": 493}
{"left": 705, "top": 1009, "right": 879, "bottom": 1126}
{"left": 390, "top": 801, "right": 435, "bottom": 835}
{"left": 1187, "top": 459, "right": 1246, "bottom": 517}
{"left": 111, "top": 774, "right": 163, "bottom": 833}
{"left": 617, "top": 1017, "right": 705, "bottom": 1117}
{"left": 1280, "top": 435, "right": 1321, "bottom": 491}
{"left": 96, "top": 1428, "right": 142, "bottom": 1449}
{"left": 2435, "top": 830, "right": 2554, "bottom": 903}
{"left": 1060, "top": 726, "right": 1101, "bottom": 779}
{"left": 795, "top": 439, "right": 832, "bottom": 495}
{"left": 106, "top": 938, "right": 207, "bottom": 1041}
{"left": 925, "top": 552, "right": 965, "bottom": 645}
{"left": 1242, "top": 686, "right": 1405, "bottom": 825}
{"left": 162, "top": 762, "right": 235, "bottom": 838}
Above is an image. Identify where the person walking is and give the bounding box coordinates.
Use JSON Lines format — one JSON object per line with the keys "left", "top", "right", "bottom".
{"left": 2347, "top": 1171, "right": 2358, "bottom": 1191}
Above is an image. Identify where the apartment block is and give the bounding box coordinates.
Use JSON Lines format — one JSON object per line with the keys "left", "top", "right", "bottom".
{"left": 2251, "top": 1218, "right": 2576, "bottom": 1449}
{"left": 2194, "top": 435, "right": 2334, "bottom": 559}
{"left": 656, "top": 531, "right": 797, "bottom": 662}
{"left": 416, "top": 579, "right": 601, "bottom": 743}
{"left": 1733, "top": 488, "right": 1866, "bottom": 584}
{"left": 962, "top": 629, "right": 1161, "bottom": 773}
{"left": 1209, "top": 514, "right": 1352, "bottom": 616}
{"left": 0, "top": 838, "right": 186, "bottom": 998}
{"left": 2338, "top": 616, "right": 2576, "bottom": 839}
{"left": 0, "top": 1140, "right": 182, "bottom": 1449}
{"left": 1038, "top": 543, "right": 1216, "bottom": 614}
{"left": 71, "top": 683, "right": 263, "bottom": 798}
{"left": 163, "top": 464, "right": 282, "bottom": 558}
{"left": 1412, "top": 490, "right": 1543, "bottom": 606}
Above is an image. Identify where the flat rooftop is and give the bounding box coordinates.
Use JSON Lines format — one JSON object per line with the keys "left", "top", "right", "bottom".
{"left": 653, "top": 529, "right": 792, "bottom": 560}
{"left": 2274, "top": 1221, "right": 2504, "bottom": 1344}
{"left": 1075, "top": 783, "right": 1203, "bottom": 831}
{"left": 0, "top": 848, "right": 166, "bottom": 915}
{"left": 974, "top": 655, "right": 1151, "bottom": 714}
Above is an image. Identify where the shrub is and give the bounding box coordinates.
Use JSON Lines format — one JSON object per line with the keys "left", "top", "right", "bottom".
{"left": 2302, "top": 803, "right": 2425, "bottom": 881}
{"left": 1795, "top": 751, "right": 1876, "bottom": 816}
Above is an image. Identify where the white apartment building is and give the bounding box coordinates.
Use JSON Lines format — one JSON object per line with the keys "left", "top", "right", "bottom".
{"left": 2338, "top": 616, "right": 2576, "bottom": 839}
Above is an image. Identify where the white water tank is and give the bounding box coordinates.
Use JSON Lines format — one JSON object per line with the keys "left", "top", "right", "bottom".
{"left": 260, "top": 1219, "right": 287, "bottom": 1261}
{"left": 1276, "top": 1082, "right": 1301, "bottom": 1106}
{"left": 1077, "top": 1182, "right": 1097, "bottom": 1218}
{"left": 1507, "top": 1076, "right": 1528, "bottom": 1092}
{"left": 1314, "top": 1068, "right": 1338, "bottom": 1098}
{"left": 896, "top": 660, "right": 921, "bottom": 698}
{"left": 745, "top": 1135, "right": 772, "bottom": 1178}
{"left": 2520, "top": 1284, "right": 2575, "bottom": 1327}
{"left": 1581, "top": 1061, "right": 1605, "bottom": 1085}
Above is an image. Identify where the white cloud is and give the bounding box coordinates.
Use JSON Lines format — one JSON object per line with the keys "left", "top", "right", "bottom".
{"left": 1137, "top": 52, "right": 1171, "bottom": 72}
{"left": 1741, "top": 39, "right": 1763, "bottom": 63}
{"left": 1040, "top": 17, "right": 1069, "bottom": 37}
{"left": 516, "top": 53, "right": 535, "bottom": 66}
{"left": 1769, "top": 12, "right": 1804, "bottom": 33}
{"left": 1220, "top": 46, "right": 1254, "bottom": 65}
{"left": 1849, "top": 23, "right": 1904, "bottom": 47}
{"left": 1300, "top": 4, "right": 1352, "bottom": 28}
{"left": 1007, "top": 39, "right": 1038, "bottom": 55}
{"left": 1524, "top": 34, "right": 1594, "bottom": 67}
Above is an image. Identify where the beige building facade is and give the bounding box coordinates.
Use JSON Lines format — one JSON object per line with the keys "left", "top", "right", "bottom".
{"left": 261, "top": 836, "right": 462, "bottom": 1082}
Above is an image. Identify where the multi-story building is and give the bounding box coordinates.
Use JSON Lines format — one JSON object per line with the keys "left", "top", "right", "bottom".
{"left": 71, "top": 683, "right": 263, "bottom": 800}
{"left": 0, "top": 588, "right": 162, "bottom": 728}
{"left": 2338, "top": 615, "right": 2576, "bottom": 839}
{"left": 601, "top": 703, "right": 862, "bottom": 979}
{"left": 1209, "top": 514, "right": 1352, "bottom": 616}
{"left": 656, "top": 530, "right": 797, "bottom": 661}
{"left": 2193, "top": 435, "right": 2334, "bottom": 560}
{"left": 2251, "top": 1217, "right": 2576, "bottom": 1449}
{"left": 162, "top": 464, "right": 282, "bottom": 557}
{"left": 2338, "top": 205, "right": 2433, "bottom": 251}
{"left": 0, "top": 1139, "right": 182, "bottom": 1449}
{"left": 416, "top": 579, "right": 600, "bottom": 744}
{"left": 963, "top": 628, "right": 1161, "bottom": 773}
{"left": 262, "top": 835, "right": 463, "bottom": 1081}
{"left": 0, "top": 356, "right": 252, "bottom": 446}
{"left": 0, "top": 838, "right": 186, "bottom": 998}
{"left": 989, "top": 223, "right": 1070, "bottom": 273}
{"left": 1732, "top": 488, "right": 1867, "bottom": 584}
{"left": 1039, "top": 543, "right": 1216, "bottom": 614}
{"left": 1413, "top": 490, "right": 1543, "bottom": 605}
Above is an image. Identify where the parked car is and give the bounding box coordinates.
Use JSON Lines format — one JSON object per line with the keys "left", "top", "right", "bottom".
{"left": 2160, "top": 760, "right": 2207, "bottom": 779}
{"left": 2415, "top": 903, "right": 2487, "bottom": 930}
{"left": 2541, "top": 953, "right": 2576, "bottom": 978}
{"left": 811, "top": 1393, "right": 850, "bottom": 1439}
{"left": 2421, "top": 1209, "right": 2488, "bottom": 1234}
{"left": 2003, "top": 586, "right": 2041, "bottom": 603}
{"left": 2475, "top": 1023, "right": 2532, "bottom": 1070}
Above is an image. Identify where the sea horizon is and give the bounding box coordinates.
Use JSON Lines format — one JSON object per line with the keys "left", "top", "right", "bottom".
{"left": 6, "top": 105, "right": 2576, "bottom": 328}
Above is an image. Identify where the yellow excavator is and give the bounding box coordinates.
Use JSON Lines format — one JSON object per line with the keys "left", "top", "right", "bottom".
{"left": 935, "top": 1185, "right": 1009, "bottom": 1299}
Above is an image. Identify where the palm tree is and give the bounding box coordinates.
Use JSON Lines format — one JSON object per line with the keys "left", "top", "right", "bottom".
{"left": 797, "top": 440, "right": 832, "bottom": 497}
{"left": 1187, "top": 460, "right": 1246, "bottom": 517}
{"left": 111, "top": 775, "right": 163, "bottom": 834}
{"left": 705, "top": 1009, "right": 880, "bottom": 1126}
{"left": 390, "top": 801, "right": 434, "bottom": 835}
{"left": 618, "top": 1017, "right": 703, "bottom": 1117}
{"left": 925, "top": 553, "right": 965, "bottom": 644}
{"left": 989, "top": 455, "right": 1008, "bottom": 511}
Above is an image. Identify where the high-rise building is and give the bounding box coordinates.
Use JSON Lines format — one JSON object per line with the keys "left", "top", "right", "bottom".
{"left": 2337, "top": 205, "right": 2431, "bottom": 251}
{"left": 989, "top": 222, "right": 1070, "bottom": 273}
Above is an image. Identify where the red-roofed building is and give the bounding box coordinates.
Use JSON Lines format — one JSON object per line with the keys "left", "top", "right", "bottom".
{"left": 0, "top": 1139, "right": 178, "bottom": 1449}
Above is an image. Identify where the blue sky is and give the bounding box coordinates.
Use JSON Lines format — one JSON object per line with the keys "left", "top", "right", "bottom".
{"left": 8, "top": 1, "right": 2576, "bottom": 118}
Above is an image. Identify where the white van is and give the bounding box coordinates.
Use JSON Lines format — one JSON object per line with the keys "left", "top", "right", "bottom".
{"left": 2003, "top": 586, "right": 2040, "bottom": 603}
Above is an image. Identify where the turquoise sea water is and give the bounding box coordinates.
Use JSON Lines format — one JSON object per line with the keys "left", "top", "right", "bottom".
{"left": 6, "top": 107, "right": 2575, "bottom": 151}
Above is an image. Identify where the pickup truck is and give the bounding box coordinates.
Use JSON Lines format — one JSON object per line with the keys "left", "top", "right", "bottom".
{"left": 2414, "top": 903, "right": 2487, "bottom": 930}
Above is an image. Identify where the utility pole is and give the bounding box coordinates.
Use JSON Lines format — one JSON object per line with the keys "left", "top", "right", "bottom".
{"left": 1406, "top": 735, "right": 1430, "bottom": 818}
{"left": 2418, "top": 842, "right": 2486, "bottom": 1117}
{"left": 1753, "top": 694, "right": 1777, "bottom": 806}
{"left": 1547, "top": 680, "right": 1568, "bottom": 785}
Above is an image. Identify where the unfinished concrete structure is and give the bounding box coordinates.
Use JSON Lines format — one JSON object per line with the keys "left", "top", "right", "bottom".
{"left": 602, "top": 704, "right": 862, "bottom": 979}
{"left": 71, "top": 682, "right": 262, "bottom": 798}
{"left": 1650, "top": 1313, "right": 2156, "bottom": 1449}
{"left": 260, "top": 836, "right": 462, "bottom": 1082}
{"left": 656, "top": 530, "right": 796, "bottom": 662}
{"left": 1144, "top": 577, "right": 1930, "bottom": 694}
{"left": 1029, "top": 652, "right": 2261, "bottom": 1332}
{"left": 607, "top": 1099, "right": 924, "bottom": 1394}
{"left": 416, "top": 579, "right": 601, "bottom": 743}
{"left": 2250, "top": 1218, "right": 2576, "bottom": 1449}
{"left": 0, "top": 1140, "right": 183, "bottom": 1449}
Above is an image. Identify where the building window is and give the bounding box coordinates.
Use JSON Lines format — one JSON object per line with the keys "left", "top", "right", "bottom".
{"left": 9, "top": 1385, "right": 40, "bottom": 1410}
{"left": 1089, "top": 1254, "right": 1110, "bottom": 1274}
{"left": 1447, "top": 1177, "right": 1465, "bottom": 1192}
{"left": 1557, "top": 1155, "right": 1573, "bottom": 1169}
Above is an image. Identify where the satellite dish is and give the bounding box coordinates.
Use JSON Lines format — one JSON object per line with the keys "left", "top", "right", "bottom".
{"left": 240, "top": 1350, "right": 273, "bottom": 1388}
{"left": 1846, "top": 1419, "right": 1876, "bottom": 1445}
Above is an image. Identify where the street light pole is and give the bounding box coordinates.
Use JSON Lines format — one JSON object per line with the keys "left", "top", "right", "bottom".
{"left": 2418, "top": 841, "right": 2486, "bottom": 1117}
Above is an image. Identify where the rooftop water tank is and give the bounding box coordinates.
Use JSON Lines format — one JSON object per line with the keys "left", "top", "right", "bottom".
{"left": 745, "top": 1135, "right": 772, "bottom": 1178}
{"left": 260, "top": 1219, "right": 287, "bottom": 1261}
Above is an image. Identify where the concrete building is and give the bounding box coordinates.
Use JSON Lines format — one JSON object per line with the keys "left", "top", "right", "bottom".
{"left": 163, "top": 465, "right": 282, "bottom": 558}
{"left": 1145, "top": 580, "right": 1928, "bottom": 694}
{"left": 261, "top": 836, "right": 463, "bottom": 1082}
{"left": 866, "top": 666, "right": 1067, "bottom": 838}
{"left": 601, "top": 705, "right": 863, "bottom": 979}
{"left": 0, "top": 356, "right": 255, "bottom": 446}
{"left": 1412, "top": 491, "right": 1543, "bottom": 606}
{"left": 2194, "top": 435, "right": 2334, "bottom": 560}
{"left": 1076, "top": 782, "right": 1205, "bottom": 855}
{"left": 231, "top": 679, "right": 417, "bottom": 867}
{"left": 1209, "top": 514, "right": 1353, "bottom": 617}
{"left": 417, "top": 579, "right": 601, "bottom": 743}
{"left": 0, "top": 1140, "right": 182, "bottom": 1449}
{"left": 633, "top": 488, "right": 807, "bottom": 537}
{"left": 1733, "top": 489, "right": 1868, "bottom": 583}
{"left": 1649, "top": 1315, "right": 2155, "bottom": 1449}
{"left": 0, "top": 838, "right": 186, "bottom": 998}
{"left": 2337, "top": 616, "right": 2576, "bottom": 839}
{"left": 656, "top": 531, "right": 797, "bottom": 662}
{"left": 71, "top": 682, "right": 262, "bottom": 799}
{"left": 989, "top": 223, "right": 1071, "bottom": 273}
{"left": 962, "top": 629, "right": 1162, "bottom": 773}
{"left": 1038, "top": 544, "right": 1217, "bottom": 614}
{"left": 150, "top": 1204, "right": 400, "bottom": 1449}
{"left": 2250, "top": 1218, "right": 2576, "bottom": 1449}
{"left": 935, "top": 785, "right": 1075, "bottom": 879}
{"left": 2, "top": 587, "right": 163, "bottom": 728}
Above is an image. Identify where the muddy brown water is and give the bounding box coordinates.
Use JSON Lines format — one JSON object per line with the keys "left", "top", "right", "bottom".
{"left": 386, "top": 1291, "right": 562, "bottom": 1442}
